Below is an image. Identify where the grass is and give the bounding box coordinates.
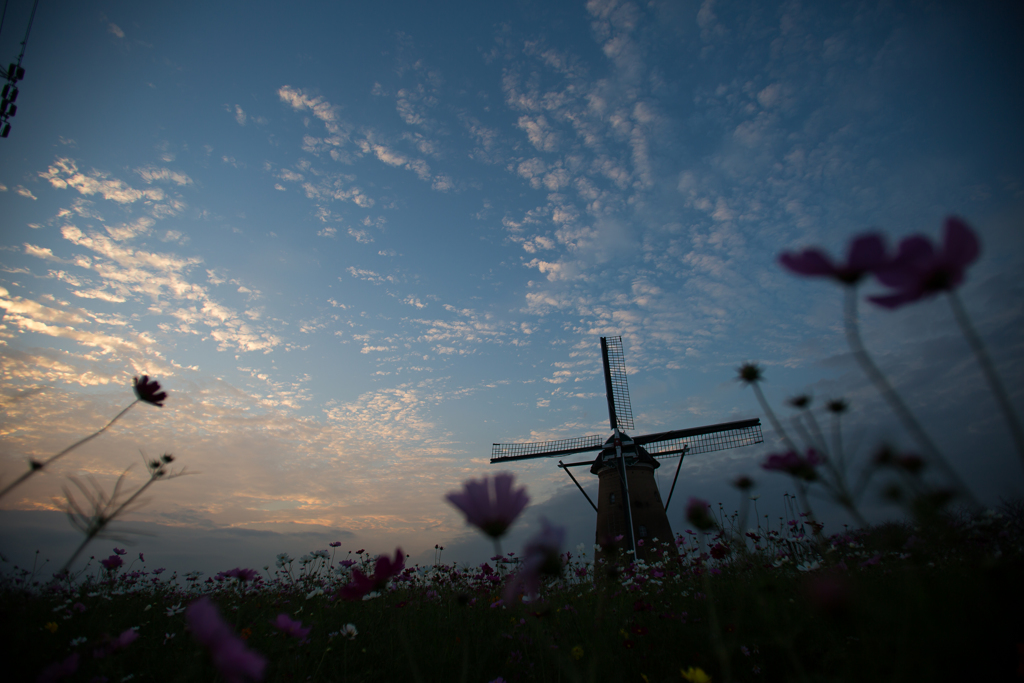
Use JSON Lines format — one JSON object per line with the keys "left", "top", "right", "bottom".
{"left": 3, "top": 498, "right": 1022, "bottom": 683}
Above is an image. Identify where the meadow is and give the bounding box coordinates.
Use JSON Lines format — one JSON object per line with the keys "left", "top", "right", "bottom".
{"left": 4, "top": 216, "right": 1024, "bottom": 681}
{"left": 3, "top": 496, "right": 1022, "bottom": 683}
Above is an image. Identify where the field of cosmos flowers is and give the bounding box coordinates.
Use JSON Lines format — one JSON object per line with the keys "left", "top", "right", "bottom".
{"left": 3, "top": 217, "right": 1024, "bottom": 682}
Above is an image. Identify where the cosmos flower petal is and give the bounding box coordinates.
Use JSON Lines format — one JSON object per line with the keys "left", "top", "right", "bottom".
{"left": 943, "top": 215, "right": 980, "bottom": 267}
{"left": 778, "top": 249, "right": 836, "bottom": 277}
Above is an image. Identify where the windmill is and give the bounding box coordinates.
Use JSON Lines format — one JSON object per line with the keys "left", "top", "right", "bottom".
{"left": 490, "top": 336, "right": 763, "bottom": 563}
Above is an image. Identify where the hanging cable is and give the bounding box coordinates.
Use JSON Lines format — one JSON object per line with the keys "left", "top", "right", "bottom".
{"left": 14, "top": 0, "right": 40, "bottom": 69}
{"left": 0, "top": 0, "right": 11, "bottom": 44}
{"left": 1, "top": 0, "right": 40, "bottom": 139}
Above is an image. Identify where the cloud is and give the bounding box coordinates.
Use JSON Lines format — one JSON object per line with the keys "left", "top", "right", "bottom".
{"left": 15, "top": 186, "right": 37, "bottom": 200}
{"left": 347, "top": 228, "right": 373, "bottom": 243}
{"left": 135, "top": 166, "right": 193, "bottom": 186}
{"left": 108, "top": 23, "right": 124, "bottom": 38}
{"left": 278, "top": 86, "right": 347, "bottom": 137}
{"left": 40, "top": 158, "right": 166, "bottom": 206}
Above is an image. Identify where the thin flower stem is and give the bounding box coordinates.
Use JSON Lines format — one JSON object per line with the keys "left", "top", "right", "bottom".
{"left": 700, "top": 566, "right": 732, "bottom": 683}
{"left": 750, "top": 382, "right": 799, "bottom": 452}
{"left": 0, "top": 400, "right": 139, "bottom": 501}
{"left": 60, "top": 465, "right": 188, "bottom": 574}
{"left": 789, "top": 414, "right": 826, "bottom": 457}
{"left": 843, "top": 287, "right": 979, "bottom": 508}
{"left": 60, "top": 473, "right": 156, "bottom": 574}
{"left": 828, "top": 411, "right": 847, "bottom": 479}
{"left": 947, "top": 290, "right": 1024, "bottom": 473}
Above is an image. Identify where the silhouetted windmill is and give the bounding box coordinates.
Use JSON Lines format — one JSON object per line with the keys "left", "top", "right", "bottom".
{"left": 491, "top": 336, "right": 763, "bottom": 563}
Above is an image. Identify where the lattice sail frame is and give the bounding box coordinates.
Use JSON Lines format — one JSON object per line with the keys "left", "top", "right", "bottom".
{"left": 491, "top": 418, "right": 762, "bottom": 464}
{"left": 491, "top": 435, "right": 604, "bottom": 461}
{"left": 603, "top": 336, "right": 634, "bottom": 431}
{"left": 639, "top": 420, "right": 763, "bottom": 458}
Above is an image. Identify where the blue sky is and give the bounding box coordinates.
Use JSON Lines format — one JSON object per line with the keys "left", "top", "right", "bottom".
{"left": 1, "top": 0, "right": 1023, "bottom": 576}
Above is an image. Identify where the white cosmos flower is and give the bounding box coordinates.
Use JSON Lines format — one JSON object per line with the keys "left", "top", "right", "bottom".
{"left": 341, "top": 623, "right": 358, "bottom": 640}
{"left": 165, "top": 603, "right": 185, "bottom": 617}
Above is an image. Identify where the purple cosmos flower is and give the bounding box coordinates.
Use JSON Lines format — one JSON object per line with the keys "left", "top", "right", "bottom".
{"left": 100, "top": 555, "right": 123, "bottom": 571}
{"left": 446, "top": 473, "right": 529, "bottom": 539}
{"left": 869, "top": 216, "right": 980, "bottom": 308}
{"left": 93, "top": 629, "right": 138, "bottom": 659}
{"left": 503, "top": 518, "right": 565, "bottom": 603}
{"left": 272, "top": 614, "right": 311, "bottom": 642}
{"left": 132, "top": 375, "right": 168, "bottom": 407}
{"left": 762, "top": 449, "right": 824, "bottom": 481}
{"left": 329, "top": 541, "right": 342, "bottom": 547}
{"left": 186, "top": 597, "right": 266, "bottom": 683}
{"left": 37, "top": 652, "right": 79, "bottom": 683}
{"left": 219, "top": 567, "right": 259, "bottom": 582}
{"left": 685, "top": 497, "right": 716, "bottom": 531}
{"left": 336, "top": 548, "right": 405, "bottom": 601}
{"left": 778, "top": 233, "right": 888, "bottom": 285}
{"left": 112, "top": 548, "right": 127, "bottom": 556}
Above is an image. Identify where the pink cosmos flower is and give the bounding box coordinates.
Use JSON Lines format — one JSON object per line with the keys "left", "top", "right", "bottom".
{"left": 186, "top": 597, "right": 266, "bottom": 683}
{"left": 329, "top": 541, "right": 342, "bottom": 547}
{"left": 112, "top": 548, "right": 127, "bottom": 556}
{"left": 762, "top": 449, "right": 824, "bottom": 481}
{"left": 37, "top": 652, "right": 79, "bottom": 683}
{"left": 685, "top": 497, "right": 716, "bottom": 531}
{"left": 93, "top": 629, "right": 138, "bottom": 658}
{"left": 272, "top": 614, "right": 311, "bottom": 642}
{"left": 778, "top": 233, "right": 889, "bottom": 285}
{"left": 446, "top": 473, "right": 529, "bottom": 539}
{"left": 219, "top": 567, "right": 259, "bottom": 582}
{"left": 503, "top": 518, "right": 565, "bottom": 603}
{"left": 336, "top": 548, "right": 405, "bottom": 601}
{"left": 100, "top": 555, "right": 123, "bottom": 571}
{"left": 869, "top": 216, "right": 980, "bottom": 308}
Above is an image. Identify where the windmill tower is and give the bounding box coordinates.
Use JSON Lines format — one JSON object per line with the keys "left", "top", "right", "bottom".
{"left": 491, "top": 337, "right": 763, "bottom": 564}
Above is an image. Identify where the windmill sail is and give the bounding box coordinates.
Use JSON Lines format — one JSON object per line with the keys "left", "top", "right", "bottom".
{"left": 491, "top": 435, "right": 605, "bottom": 462}
{"left": 633, "top": 418, "right": 763, "bottom": 458}
{"left": 601, "top": 336, "right": 633, "bottom": 431}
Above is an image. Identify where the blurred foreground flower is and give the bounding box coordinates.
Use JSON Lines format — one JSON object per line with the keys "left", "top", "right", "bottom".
{"left": 93, "top": 628, "right": 138, "bottom": 659}
{"left": 446, "top": 473, "right": 529, "bottom": 539}
{"left": 272, "top": 614, "right": 311, "bottom": 642}
{"left": 680, "top": 667, "right": 712, "bottom": 682}
{"left": 187, "top": 597, "right": 266, "bottom": 683}
{"left": 336, "top": 548, "right": 405, "bottom": 601}
{"left": 686, "top": 497, "right": 717, "bottom": 532}
{"left": 762, "top": 449, "right": 824, "bottom": 482}
{"left": 779, "top": 233, "right": 888, "bottom": 285}
{"left": 36, "top": 652, "right": 79, "bottom": 683}
{"left": 504, "top": 518, "right": 565, "bottom": 602}
{"left": 133, "top": 374, "right": 168, "bottom": 407}
{"left": 869, "top": 216, "right": 979, "bottom": 309}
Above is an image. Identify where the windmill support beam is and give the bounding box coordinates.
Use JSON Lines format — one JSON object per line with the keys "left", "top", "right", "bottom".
{"left": 663, "top": 445, "right": 689, "bottom": 511}
{"left": 559, "top": 461, "right": 598, "bottom": 512}
{"left": 613, "top": 428, "right": 637, "bottom": 557}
